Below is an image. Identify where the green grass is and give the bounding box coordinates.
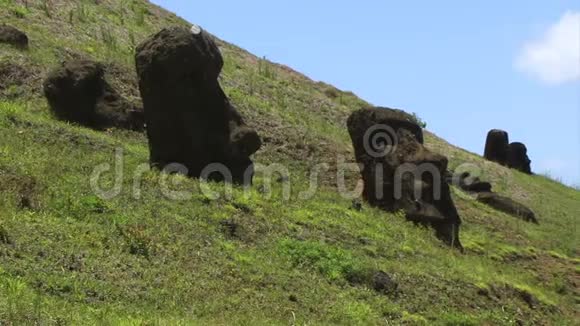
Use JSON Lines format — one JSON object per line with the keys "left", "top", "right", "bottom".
{"left": 0, "top": 0, "right": 578, "bottom": 324}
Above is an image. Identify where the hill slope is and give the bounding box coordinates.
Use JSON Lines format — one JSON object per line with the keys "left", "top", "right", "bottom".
{"left": 0, "top": 0, "right": 578, "bottom": 324}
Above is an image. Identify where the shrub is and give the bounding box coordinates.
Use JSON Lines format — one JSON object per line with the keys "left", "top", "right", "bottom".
{"left": 10, "top": 5, "right": 29, "bottom": 18}
{"left": 411, "top": 112, "right": 427, "bottom": 129}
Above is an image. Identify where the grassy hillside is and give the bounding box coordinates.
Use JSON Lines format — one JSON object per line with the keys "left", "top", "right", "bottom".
{"left": 0, "top": 0, "right": 578, "bottom": 324}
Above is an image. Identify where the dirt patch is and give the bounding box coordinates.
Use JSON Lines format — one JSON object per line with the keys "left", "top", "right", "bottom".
{"left": 0, "top": 61, "right": 42, "bottom": 99}
{"left": 105, "top": 62, "right": 141, "bottom": 104}
{"left": 516, "top": 253, "right": 580, "bottom": 302}
{"left": 488, "top": 283, "right": 556, "bottom": 312}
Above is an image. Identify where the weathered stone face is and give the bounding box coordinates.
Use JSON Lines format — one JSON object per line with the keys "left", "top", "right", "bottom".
{"left": 484, "top": 129, "right": 509, "bottom": 165}
{"left": 476, "top": 192, "right": 537, "bottom": 223}
{"left": 135, "top": 26, "right": 261, "bottom": 184}
{"left": 347, "top": 107, "right": 462, "bottom": 248}
{"left": 43, "top": 60, "right": 143, "bottom": 131}
{"left": 507, "top": 142, "right": 532, "bottom": 174}
{"left": 451, "top": 172, "right": 493, "bottom": 193}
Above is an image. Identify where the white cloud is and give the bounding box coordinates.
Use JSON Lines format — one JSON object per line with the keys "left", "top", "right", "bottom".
{"left": 516, "top": 11, "right": 580, "bottom": 85}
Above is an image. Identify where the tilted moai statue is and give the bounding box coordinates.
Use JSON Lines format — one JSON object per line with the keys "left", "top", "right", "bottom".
{"left": 507, "top": 142, "right": 532, "bottom": 174}
{"left": 135, "top": 26, "right": 261, "bottom": 184}
{"left": 347, "top": 107, "right": 462, "bottom": 248}
{"left": 484, "top": 129, "right": 509, "bottom": 165}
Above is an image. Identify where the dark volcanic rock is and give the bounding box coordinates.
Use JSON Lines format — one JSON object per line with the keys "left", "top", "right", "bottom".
{"left": 43, "top": 60, "right": 144, "bottom": 131}
{"left": 466, "top": 181, "right": 492, "bottom": 193}
{"left": 135, "top": 26, "right": 261, "bottom": 184}
{"left": 219, "top": 219, "right": 239, "bottom": 238}
{"left": 346, "top": 268, "right": 398, "bottom": 295}
{"left": 0, "top": 24, "right": 28, "bottom": 49}
{"left": 507, "top": 142, "right": 532, "bottom": 174}
{"left": 476, "top": 192, "right": 538, "bottom": 223}
{"left": 484, "top": 129, "right": 509, "bottom": 165}
{"left": 347, "top": 107, "right": 462, "bottom": 248}
{"left": 462, "top": 181, "right": 492, "bottom": 193}
{"left": 372, "top": 271, "right": 398, "bottom": 295}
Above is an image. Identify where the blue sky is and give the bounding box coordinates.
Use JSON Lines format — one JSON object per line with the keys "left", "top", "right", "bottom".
{"left": 151, "top": 1, "right": 580, "bottom": 186}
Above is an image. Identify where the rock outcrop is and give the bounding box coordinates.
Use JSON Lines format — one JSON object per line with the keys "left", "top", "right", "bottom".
{"left": 476, "top": 192, "right": 538, "bottom": 223}
{"left": 507, "top": 142, "right": 532, "bottom": 174}
{"left": 43, "top": 60, "right": 144, "bottom": 131}
{"left": 135, "top": 26, "right": 261, "bottom": 184}
{"left": 0, "top": 24, "right": 28, "bottom": 49}
{"left": 347, "top": 107, "right": 462, "bottom": 248}
{"left": 484, "top": 129, "right": 509, "bottom": 165}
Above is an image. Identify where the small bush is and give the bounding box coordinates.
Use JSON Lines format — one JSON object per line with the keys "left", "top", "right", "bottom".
{"left": 10, "top": 5, "right": 29, "bottom": 18}
{"left": 411, "top": 112, "right": 427, "bottom": 128}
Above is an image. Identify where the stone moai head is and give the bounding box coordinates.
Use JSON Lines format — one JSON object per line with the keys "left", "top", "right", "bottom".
{"left": 135, "top": 26, "right": 261, "bottom": 184}
{"left": 347, "top": 107, "right": 462, "bottom": 248}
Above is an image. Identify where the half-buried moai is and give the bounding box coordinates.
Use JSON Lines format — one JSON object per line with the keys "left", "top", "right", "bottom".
{"left": 44, "top": 60, "right": 144, "bottom": 131}
{"left": 507, "top": 142, "right": 532, "bottom": 174}
{"left": 484, "top": 129, "right": 509, "bottom": 165}
{"left": 476, "top": 192, "right": 537, "bottom": 223}
{"left": 0, "top": 24, "right": 28, "bottom": 49}
{"left": 135, "top": 26, "right": 261, "bottom": 184}
{"left": 347, "top": 107, "right": 462, "bottom": 249}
